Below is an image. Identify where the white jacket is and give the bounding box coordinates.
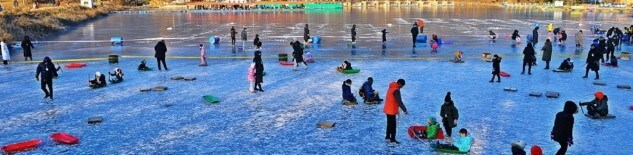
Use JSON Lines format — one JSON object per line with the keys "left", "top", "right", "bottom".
{"left": 1, "top": 41, "right": 10, "bottom": 61}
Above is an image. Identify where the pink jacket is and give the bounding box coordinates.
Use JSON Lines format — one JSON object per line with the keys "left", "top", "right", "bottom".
{"left": 247, "top": 65, "right": 255, "bottom": 82}
{"left": 200, "top": 48, "right": 207, "bottom": 57}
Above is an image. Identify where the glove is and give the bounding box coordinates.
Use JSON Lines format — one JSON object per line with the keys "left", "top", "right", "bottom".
{"left": 567, "top": 138, "right": 574, "bottom": 146}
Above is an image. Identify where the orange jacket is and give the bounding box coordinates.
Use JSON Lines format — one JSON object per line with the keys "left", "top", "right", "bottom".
{"left": 417, "top": 19, "right": 425, "bottom": 27}
{"left": 384, "top": 82, "right": 405, "bottom": 115}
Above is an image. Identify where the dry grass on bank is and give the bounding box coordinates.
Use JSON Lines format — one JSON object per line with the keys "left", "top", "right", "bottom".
{"left": 0, "top": 5, "right": 121, "bottom": 42}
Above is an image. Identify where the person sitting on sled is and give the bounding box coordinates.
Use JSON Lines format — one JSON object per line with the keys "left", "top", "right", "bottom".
{"left": 337, "top": 60, "right": 352, "bottom": 72}
{"left": 414, "top": 117, "right": 440, "bottom": 139}
{"left": 435, "top": 128, "right": 474, "bottom": 153}
{"left": 579, "top": 91, "right": 609, "bottom": 117}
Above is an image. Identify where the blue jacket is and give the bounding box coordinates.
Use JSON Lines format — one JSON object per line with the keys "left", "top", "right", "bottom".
{"left": 342, "top": 83, "right": 355, "bottom": 101}
{"left": 453, "top": 135, "right": 474, "bottom": 152}
{"left": 362, "top": 81, "right": 375, "bottom": 100}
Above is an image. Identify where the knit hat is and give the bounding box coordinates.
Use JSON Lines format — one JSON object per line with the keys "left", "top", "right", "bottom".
{"left": 444, "top": 92, "right": 452, "bottom": 102}
{"left": 530, "top": 145, "right": 543, "bottom": 155}
{"left": 594, "top": 91, "right": 604, "bottom": 100}
{"left": 43, "top": 57, "right": 51, "bottom": 62}
{"left": 511, "top": 140, "right": 526, "bottom": 149}
{"left": 95, "top": 72, "right": 101, "bottom": 76}
{"left": 428, "top": 117, "right": 437, "bottom": 124}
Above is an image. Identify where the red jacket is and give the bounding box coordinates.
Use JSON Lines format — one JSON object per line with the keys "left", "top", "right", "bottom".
{"left": 384, "top": 82, "right": 407, "bottom": 115}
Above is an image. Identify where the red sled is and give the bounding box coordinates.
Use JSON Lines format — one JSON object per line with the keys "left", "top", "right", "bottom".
{"left": 407, "top": 126, "right": 445, "bottom": 139}
{"left": 629, "top": 106, "right": 633, "bottom": 110}
{"left": 65, "top": 63, "right": 86, "bottom": 69}
{"left": 500, "top": 71, "right": 511, "bottom": 77}
{"left": 279, "top": 61, "right": 294, "bottom": 66}
{"left": 51, "top": 132, "right": 79, "bottom": 145}
{"left": 2, "top": 139, "right": 41, "bottom": 154}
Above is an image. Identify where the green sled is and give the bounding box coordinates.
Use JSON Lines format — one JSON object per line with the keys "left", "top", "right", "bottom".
{"left": 203, "top": 95, "right": 220, "bottom": 104}
{"left": 434, "top": 148, "right": 469, "bottom": 154}
{"left": 342, "top": 69, "right": 361, "bottom": 74}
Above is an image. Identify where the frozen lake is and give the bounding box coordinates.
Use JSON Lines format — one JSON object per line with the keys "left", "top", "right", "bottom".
{"left": 1, "top": 6, "right": 633, "bottom": 154}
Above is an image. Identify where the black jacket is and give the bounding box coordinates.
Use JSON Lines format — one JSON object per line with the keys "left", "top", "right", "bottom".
{"left": 36, "top": 62, "right": 58, "bottom": 79}
{"left": 551, "top": 101, "right": 576, "bottom": 142}
{"left": 532, "top": 27, "right": 539, "bottom": 43}
{"left": 511, "top": 32, "right": 520, "bottom": 40}
{"left": 154, "top": 41, "right": 167, "bottom": 58}
{"left": 492, "top": 57, "right": 501, "bottom": 72}
{"left": 253, "top": 51, "right": 264, "bottom": 82}
{"left": 523, "top": 44, "right": 535, "bottom": 61}
{"left": 411, "top": 27, "right": 419, "bottom": 36}
{"left": 21, "top": 39, "right": 34, "bottom": 57}
{"left": 440, "top": 101, "right": 459, "bottom": 127}
{"left": 351, "top": 27, "right": 357, "bottom": 36}
{"left": 561, "top": 32, "right": 567, "bottom": 40}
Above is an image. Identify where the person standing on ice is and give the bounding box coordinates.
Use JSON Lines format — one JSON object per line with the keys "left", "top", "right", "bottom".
{"left": 290, "top": 41, "right": 307, "bottom": 71}
{"left": 35, "top": 56, "right": 59, "bottom": 99}
{"left": 532, "top": 27, "right": 539, "bottom": 46}
{"left": 551, "top": 101, "right": 577, "bottom": 155}
{"left": 489, "top": 54, "right": 501, "bottom": 83}
{"left": 241, "top": 28, "right": 248, "bottom": 47}
{"left": 411, "top": 25, "right": 419, "bottom": 47}
{"left": 154, "top": 40, "right": 168, "bottom": 70}
{"left": 199, "top": 44, "right": 207, "bottom": 66}
{"left": 440, "top": 92, "right": 458, "bottom": 141}
{"left": 381, "top": 29, "right": 388, "bottom": 44}
{"left": 304, "top": 24, "right": 310, "bottom": 43}
{"left": 383, "top": 79, "right": 408, "bottom": 145}
{"left": 575, "top": 30, "right": 583, "bottom": 48}
{"left": 511, "top": 30, "right": 521, "bottom": 44}
{"left": 253, "top": 50, "right": 264, "bottom": 92}
{"left": 583, "top": 44, "right": 600, "bottom": 79}
{"left": 351, "top": 24, "right": 357, "bottom": 44}
{"left": 247, "top": 62, "right": 255, "bottom": 93}
{"left": 0, "top": 39, "right": 9, "bottom": 65}
{"left": 521, "top": 43, "right": 535, "bottom": 75}
{"left": 253, "top": 34, "right": 262, "bottom": 49}
{"left": 541, "top": 39, "right": 553, "bottom": 70}
{"left": 230, "top": 26, "right": 237, "bottom": 46}
{"left": 21, "top": 36, "right": 35, "bottom": 61}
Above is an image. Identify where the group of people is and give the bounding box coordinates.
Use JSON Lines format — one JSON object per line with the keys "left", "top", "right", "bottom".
{"left": 340, "top": 77, "right": 383, "bottom": 104}
{"left": 88, "top": 68, "right": 124, "bottom": 88}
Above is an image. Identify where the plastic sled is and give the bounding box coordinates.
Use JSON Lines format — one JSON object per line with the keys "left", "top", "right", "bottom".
{"left": 553, "top": 69, "right": 571, "bottom": 72}
{"left": 585, "top": 114, "right": 616, "bottom": 119}
{"left": 317, "top": 122, "right": 335, "bottom": 128}
{"left": 407, "top": 126, "right": 445, "bottom": 139}
{"left": 2, "top": 139, "right": 41, "bottom": 154}
{"left": 279, "top": 61, "right": 294, "bottom": 66}
{"left": 139, "top": 67, "right": 153, "bottom": 71}
{"left": 593, "top": 81, "right": 606, "bottom": 86}
{"left": 434, "top": 147, "right": 469, "bottom": 154}
{"left": 616, "top": 85, "right": 631, "bottom": 89}
{"left": 184, "top": 77, "right": 196, "bottom": 81}
{"left": 89, "top": 84, "right": 106, "bottom": 89}
{"left": 203, "top": 95, "right": 220, "bottom": 104}
{"left": 529, "top": 92, "right": 542, "bottom": 97}
{"left": 449, "top": 59, "right": 465, "bottom": 63}
{"left": 51, "top": 133, "right": 79, "bottom": 145}
{"left": 65, "top": 63, "right": 86, "bottom": 69}
{"left": 340, "top": 69, "right": 361, "bottom": 74}
{"left": 109, "top": 79, "right": 123, "bottom": 84}
{"left": 88, "top": 116, "right": 103, "bottom": 124}
{"left": 139, "top": 88, "right": 152, "bottom": 92}
{"left": 545, "top": 91, "right": 560, "bottom": 98}
{"left": 170, "top": 76, "right": 184, "bottom": 80}
{"left": 504, "top": 88, "right": 518, "bottom": 92}
{"left": 629, "top": 106, "right": 633, "bottom": 110}
{"left": 499, "top": 71, "right": 510, "bottom": 77}
{"left": 152, "top": 86, "right": 168, "bottom": 91}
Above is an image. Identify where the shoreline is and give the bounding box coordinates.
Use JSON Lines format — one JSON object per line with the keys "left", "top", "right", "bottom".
{"left": 0, "top": 5, "right": 121, "bottom": 43}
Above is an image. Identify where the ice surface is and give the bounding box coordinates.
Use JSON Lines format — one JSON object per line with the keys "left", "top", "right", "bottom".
{"left": 1, "top": 6, "right": 633, "bottom": 154}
